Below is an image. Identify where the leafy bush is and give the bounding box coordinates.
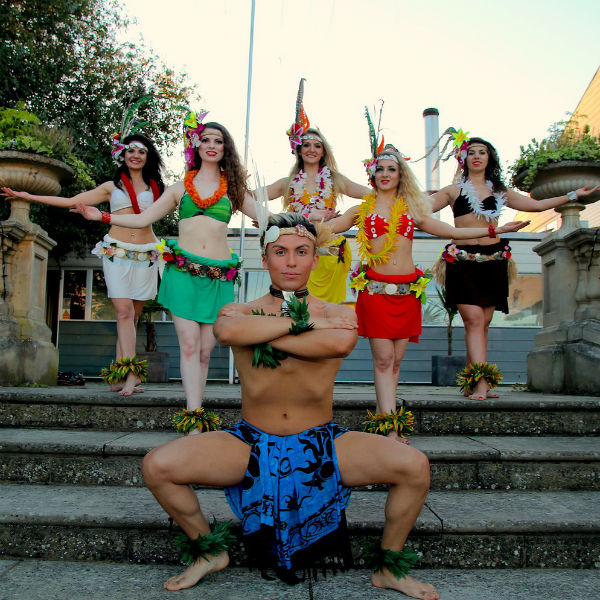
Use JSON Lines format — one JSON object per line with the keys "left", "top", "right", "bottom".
{"left": 0, "top": 105, "right": 96, "bottom": 191}
{"left": 509, "top": 117, "right": 600, "bottom": 191}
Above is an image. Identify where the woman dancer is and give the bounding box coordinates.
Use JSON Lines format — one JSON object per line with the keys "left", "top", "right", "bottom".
{"left": 325, "top": 134, "right": 528, "bottom": 437}
{"left": 72, "top": 111, "right": 257, "bottom": 425}
{"left": 2, "top": 119, "right": 165, "bottom": 396}
{"left": 266, "top": 79, "right": 370, "bottom": 303}
{"left": 430, "top": 132, "right": 600, "bottom": 400}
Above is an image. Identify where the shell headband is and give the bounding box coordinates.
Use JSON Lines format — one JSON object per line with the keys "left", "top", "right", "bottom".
{"left": 263, "top": 224, "right": 317, "bottom": 248}
{"left": 111, "top": 96, "right": 152, "bottom": 164}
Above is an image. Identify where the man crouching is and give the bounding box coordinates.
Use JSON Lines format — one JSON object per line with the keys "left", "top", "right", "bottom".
{"left": 142, "top": 213, "right": 439, "bottom": 600}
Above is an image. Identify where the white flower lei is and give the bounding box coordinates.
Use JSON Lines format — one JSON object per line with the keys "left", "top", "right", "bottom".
{"left": 289, "top": 166, "right": 333, "bottom": 212}
{"left": 458, "top": 178, "right": 507, "bottom": 222}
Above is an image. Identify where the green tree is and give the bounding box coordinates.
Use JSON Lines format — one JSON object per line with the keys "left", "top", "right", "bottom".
{"left": 0, "top": 0, "right": 198, "bottom": 258}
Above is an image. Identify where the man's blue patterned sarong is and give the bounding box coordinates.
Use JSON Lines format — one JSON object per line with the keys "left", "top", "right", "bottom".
{"left": 224, "top": 420, "right": 352, "bottom": 577}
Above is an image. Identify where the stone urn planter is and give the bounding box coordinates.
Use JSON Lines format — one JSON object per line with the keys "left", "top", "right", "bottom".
{"left": 0, "top": 150, "right": 74, "bottom": 223}
{"left": 512, "top": 160, "right": 600, "bottom": 204}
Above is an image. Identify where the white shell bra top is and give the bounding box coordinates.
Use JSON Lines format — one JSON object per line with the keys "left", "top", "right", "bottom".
{"left": 110, "top": 187, "right": 155, "bottom": 213}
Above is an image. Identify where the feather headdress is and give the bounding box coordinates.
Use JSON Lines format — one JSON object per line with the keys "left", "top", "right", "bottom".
{"left": 111, "top": 96, "right": 153, "bottom": 163}
{"left": 362, "top": 102, "right": 386, "bottom": 183}
{"left": 286, "top": 78, "right": 312, "bottom": 153}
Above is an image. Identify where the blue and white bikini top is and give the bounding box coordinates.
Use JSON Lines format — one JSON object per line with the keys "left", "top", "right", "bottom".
{"left": 110, "top": 187, "right": 155, "bottom": 213}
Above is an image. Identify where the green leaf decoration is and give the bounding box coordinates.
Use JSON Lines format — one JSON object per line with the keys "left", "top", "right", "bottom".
{"left": 175, "top": 520, "right": 236, "bottom": 565}
{"left": 361, "top": 540, "right": 420, "bottom": 579}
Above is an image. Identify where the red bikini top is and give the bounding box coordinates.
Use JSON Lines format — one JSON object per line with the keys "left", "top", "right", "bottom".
{"left": 364, "top": 212, "right": 414, "bottom": 241}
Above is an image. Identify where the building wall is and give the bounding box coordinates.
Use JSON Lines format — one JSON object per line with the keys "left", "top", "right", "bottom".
{"left": 54, "top": 229, "right": 545, "bottom": 384}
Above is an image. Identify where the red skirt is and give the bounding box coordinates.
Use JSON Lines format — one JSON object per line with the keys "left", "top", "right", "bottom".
{"left": 356, "top": 269, "right": 422, "bottom": 341}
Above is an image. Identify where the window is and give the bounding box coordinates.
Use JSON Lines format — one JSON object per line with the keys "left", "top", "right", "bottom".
{"left": 58, "top": 268, "right": 170, "bottom": 322}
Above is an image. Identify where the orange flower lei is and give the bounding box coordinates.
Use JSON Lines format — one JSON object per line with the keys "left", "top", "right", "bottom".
{"left": 184, "top": 170, "right": 228, "bottom": 209}
{"left": 354, "top": 193, "right": 409, "bottom": 266}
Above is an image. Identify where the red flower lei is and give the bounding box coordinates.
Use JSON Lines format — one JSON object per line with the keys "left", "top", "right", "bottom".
{"left": 184, "top": 170, "right": 228, "bottom": 209}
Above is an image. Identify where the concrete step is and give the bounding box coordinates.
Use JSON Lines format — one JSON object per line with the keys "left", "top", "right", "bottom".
{"left": 1, "top": 560, "right": 599, "bottom": 600}
{"left": 1, "top": 428, "right": 599, "bottom": 491}
{"left": 1, "top": 483, "right": 598, "bottom": 569}
{"left": 1, "top": 383, "right": 599, "bottom": 435}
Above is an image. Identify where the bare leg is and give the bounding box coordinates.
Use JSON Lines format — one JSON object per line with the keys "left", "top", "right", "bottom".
{"left": 111, "top": 298, "right": 144, "bottom": 395}
{"left": 369, "top": 337, "right": 409, "bottom": 417}
{"left": 142, "top": 431, "right": 250, "bottom": 590}
{"left": 458, "top": 303, "right": 495, "bottom": 400}
{"left": 335, "top": 432, "right": 438, "bottom": 599}
{"left": 173, "top": 317, "right": 217, "bottom": 410}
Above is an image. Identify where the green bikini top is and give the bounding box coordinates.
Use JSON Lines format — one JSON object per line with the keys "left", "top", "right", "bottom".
{"left": 178, "top": 193, "right": 232, "bottom": 223}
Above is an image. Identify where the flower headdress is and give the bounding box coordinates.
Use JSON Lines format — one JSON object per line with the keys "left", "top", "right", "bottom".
{"left": 174, "top": 106, "right": 210, "bottom": 169}
{"left": 286, "top": 78, "right": 316, "bottom": 153}
{"left": 412, "top": 127, "right": 470, "bottom": 170}
{"left": 111, "top": 96, "right": 153, "bottom": 164}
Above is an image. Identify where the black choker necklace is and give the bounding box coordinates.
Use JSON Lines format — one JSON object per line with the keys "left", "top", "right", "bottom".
{"left": 269, "top": 286, "right": 309, "bottom": 299}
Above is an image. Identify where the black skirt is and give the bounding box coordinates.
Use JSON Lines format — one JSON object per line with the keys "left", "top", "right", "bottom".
{"left": 445, "top": 242, "right": 510, "bottom": 313}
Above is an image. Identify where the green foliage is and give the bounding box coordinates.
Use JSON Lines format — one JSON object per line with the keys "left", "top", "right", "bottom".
{"left": 0, "top": 0, "right": 198, "bottom": 257}
{"left": 0, "top": 105, "right": 96, "bottom": 191}
{"left": 361, "top": 541, "right": 420, "bottom": 579}
{"left": 510, "top": 116, "right": 600, "bottom": 191}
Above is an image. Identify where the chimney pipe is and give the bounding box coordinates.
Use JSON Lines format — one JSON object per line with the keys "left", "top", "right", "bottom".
{"left": 423, "top": 108, "right": 440, "bottom": 199}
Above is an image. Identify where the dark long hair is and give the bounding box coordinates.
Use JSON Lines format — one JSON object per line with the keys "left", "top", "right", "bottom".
{"left": 113, "top": 133, "right": 165, "bottom": 193}
{"left": 188, "top": 121, "right": 248, "bottom": 213}
{"left": 463, "top": 137, "right": 506, "bottom": 192}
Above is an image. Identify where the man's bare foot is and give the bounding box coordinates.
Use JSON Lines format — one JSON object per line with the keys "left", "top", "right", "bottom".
{"left": 163, "top": 551, "right": 229, "bottom": 591}
{"left": 371, "top": 570, "right": 440, "bottom": 599}
{"left": 486, "top": 390, "right": 499, "bottom": 398}
{"left": 118, "top": 372, "right": 143, "bottom": 397}
{"left": 110, "top": 382, "right": 124, "bottom": 392}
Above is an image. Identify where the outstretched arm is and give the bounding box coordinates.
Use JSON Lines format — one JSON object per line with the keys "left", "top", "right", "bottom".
{"left": 339, "top": 174, "right": 371, "bottom": 199}
{"left": 241, "top": 191, "right": 258, "bottom": 220}
{"left": 1, "top": 181, "right": 114, "bottom": 208}
{"left": 265, "top": 177, "right": 287, "bottom": 200}
{"left": 70, "top": 182, "right": 182, "bottom": 227}
{"left": 429, "top": 185, "right": 456, "bottom": 214}
{"left": 506, "top": 185, "right": 600, "bottom": 212}
{"left": 417, "top": 215, "right": 530, "bottom": 238}
{"left": 320, "top": 205, "right": 360, "bottom": 234}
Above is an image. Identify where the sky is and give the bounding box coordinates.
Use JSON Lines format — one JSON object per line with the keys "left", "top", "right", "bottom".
{"left": 122, "top": 0, "right": 600, "bottom": 222}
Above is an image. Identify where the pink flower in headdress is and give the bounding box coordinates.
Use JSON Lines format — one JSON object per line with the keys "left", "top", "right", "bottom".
{"left": 184, "top": 144, "right": 196, "bottom": 169}
{"left": 287, "top": 123, "right": 303, "bottom": 153}
{"left": 111, "top": 133, "right": 126, "bottom": 162}
{"left": 183, "top": 110, "right": 209, "bottom": 168}
{"left": 362, "top": 157, "right": 377, "bottom": 183}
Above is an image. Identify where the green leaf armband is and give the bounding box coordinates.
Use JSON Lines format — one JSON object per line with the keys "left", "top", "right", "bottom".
{"left": 284, "top": 294, "right": 314, "bottom": 335}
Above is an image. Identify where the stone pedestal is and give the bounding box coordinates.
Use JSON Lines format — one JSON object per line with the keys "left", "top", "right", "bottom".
{"left": 527, "top": 202, "right": 600, "bottom": 393}
{"left": 0, "top": 152, "right": 71, "bottom": 385}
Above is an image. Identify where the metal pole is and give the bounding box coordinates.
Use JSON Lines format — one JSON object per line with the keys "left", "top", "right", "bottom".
{"left": 229, "top": 0, "right": 256, "bottom": 384}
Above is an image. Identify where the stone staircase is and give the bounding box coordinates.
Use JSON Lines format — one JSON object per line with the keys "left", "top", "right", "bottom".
{"left": 0, "top": 383, "right": 599, "bottom": 570}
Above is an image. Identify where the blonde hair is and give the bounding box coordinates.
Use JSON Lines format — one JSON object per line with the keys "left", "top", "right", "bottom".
{"left": 282, "top": 128, "right": 346, "bottom": 207}
{"left": 376, "top": 146, "right": 431, "bottom": 223}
